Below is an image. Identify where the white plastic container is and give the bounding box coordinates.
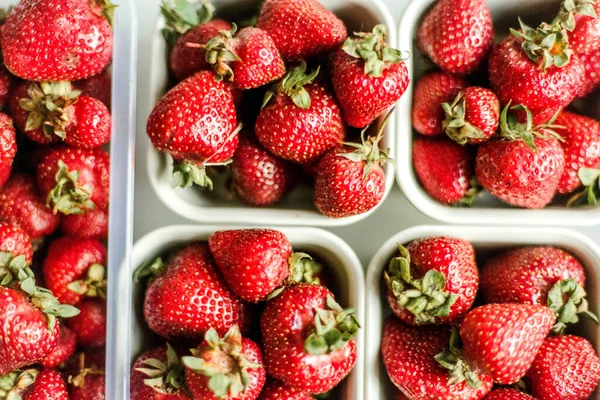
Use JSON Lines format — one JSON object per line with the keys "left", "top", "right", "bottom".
{"left": 365, "top": 225, "right": 600, "bottom": 400}
{"left": 144, "top": 0, "right": 398, "bottom": 226}
{"left": 114, "top": 225, "right": 365, "bottom": 399}
{"left": 396, "top": 0, "right": 600, "bottom": 226}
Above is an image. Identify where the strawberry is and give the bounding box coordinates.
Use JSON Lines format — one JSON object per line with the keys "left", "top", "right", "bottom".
{"left": 257, "top": 0, "right": 347, "bottom": 62}
{"left": 67, "top": 95, "right": 111, "bottom": 149}
{"left": 261, "top": 284, "right": 359, "bottom": 394}
{"left": 577, "top": 50, "right": 600, "bottom": 97}
{"left": 43, "top": 237, "right": 107, "bottom": 305}
{"left": 0, "top": 112, "right": 16, "bottom": 188}
{"left": 37, "top": 147, "right": 110, "bottom": 215}
{"left": 61, "top": 208, "right": 109, "bottom": 241}
{"left": 257, "top": 379, "right": 312, "bottom": 400}
{"left": 0, "top": 221, "right": 33, "bottom": 265}
{"left": 381, "top": 316, "right": 493, "bottom": 400}
{"left": 131, "top": 343, "right": 191, "bottom": 400}
{"left": 442, "top": 87, "right": 500, "bottom": 145}
{"left": 0, "top": 173, "right": 62, "bottom": 243}
{"left": 182, "top": 325, "right": 265, "bottom": 400}
{"left": 1, "top": 0, "right": 114, "bottom": 81}
{"left": 136, "top": 242, "right": 248, "bottom": 339}
{"left": 146, "top": 70, "right": 239, "bottom": 189}
{"left": 527, "top": 335, "right": 600, "bottom": 400}
{"left": 330, "top": 25, "right": 409, "bottom": 128}
{"left": 65, "top": 350, "right": 106, "bottom": 400}
{"left": 0, "top": 67, "right": 16, "bottom": 110}
{"left": 412, "top": 137, "right": 478, "bottom": 205}
{"left": 412, "top": 71, "right": 468, "bottom": 136}
{"left": 40, "top": 325, "right": 77, "bottom": 368}
{"left": 484, "top": 389, "right": 535, "bottom": 399}
{"left": 556, "top": 0, "right": 600, "bottom": 55}
{"left": 384, "top": 237, "right": 479, "bottom": 325}
{"left": 475, "top": 104, "right": 566, "bottom": 209}
{"left": 314, "top": 113, "right": 392, "bottom": 218}
{"left": 74, "top": 68, "right": 112, "bottom": 109}
{"left": 417, "top": 0, "right": 493, "bottom": 75}
{"left": 65, "top": 298, "right": 106, "bottom": 348}
{"left": 0, "top": 369, "right": 69, "bottom": 400}
{"left": 255, "top": 62, "right": 346, "bottom": 165}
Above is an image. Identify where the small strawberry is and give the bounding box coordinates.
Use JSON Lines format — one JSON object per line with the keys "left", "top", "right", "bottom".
{"left": 527, "top": 335, "right": 600, "bottom": 400}
{"left": 555, "top": 0, "right": 600, "bottom": 55}
{"left": 577, "top": 50, "right": 600, "bottom": 97}
{"left": 330, "top": 24, "right": 409, "bottom": 128}
{"left": 384, "top": 237, "right": 479, "bottom": 325}
{"left": 257, "top": 379, "right": 312, "bottom": 400}
{"left": 381, "top": 316, "right": 493, "bottom": 400}
{"left": 1, "top": 0, "right": 114, "bottom": 81}
{"left": 412, "top": 71, "right": 468, "bottom": 136}
{"left": 61, "top": 208, "right": 109, "bottom": 241}
{"left": 37, "top": 147, "right": 110, "bottom": 215}
{"left": 74, "top": 68, "right": 112, "bottom": 109}
{"left": 67, "top": 95, "right": 111, "bottom": 149}
{"left": 136, "top": 242, "right": 248, "bottom": 339}
{"left": 43, "top": 237, "right": 107, "bottom": 305}
{"left": 67, "top": 351, "right": 106, "bottom": 400}
{"left": 255, "top": 62, "right": 346, "bottom": 165}
{"left": 261, "top": 284, "right": 359, "bottom": 394}
{"left": 146, "top": 70, "right": 239, "bottom": 189}
{"left": 65, "top": 298, "right": 106, "bottom": 348}
{"left": 475, "top": 104, "right": 566, "bottom": 209}
{"left": 417, "top": 0, "right": 493, "bottom": 75}
{"left": 40, "top": 325, "right": 77, "bottom": 368}
{"left": 484, "top": 389, "right": 535, "bottom": 399}
{"left": 442, "top": 87, "right": 500, "bottom": 145}
{"left": 182, "top": 325, "right": 265, "bottom": 400}
{"left": 257, "top": 0, "right": 347, "bottom": 62}
{"left": 0, "top": 112, "right": 16, "bottom": 188}
{"left": 412, "top": 137, "right": 478, "bottom": 205}
{"left": 0, "top": 369, "right": 69, "bottom": 400}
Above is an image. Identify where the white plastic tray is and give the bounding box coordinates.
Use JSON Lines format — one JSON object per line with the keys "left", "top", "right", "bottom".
{"left": 395, "top": 0, "right": 600, "bottom": 226}
{"left": 365, "top": 225, "right": 600, "bottom": 399}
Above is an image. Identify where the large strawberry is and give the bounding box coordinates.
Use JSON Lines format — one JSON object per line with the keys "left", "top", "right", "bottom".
{"left": 417, "top": 0, "right": 493, "bottom": 75}
{"left": 1, "top": 0, "right": 114, "bottom": 81}
{"left": 381, "top": 316, "right": 493, "bottom": 400}
{"left": 65, "top": 298, "right": 106, "bottom": 348}
{"left": 330, "top": 24, "right": 409, "bottom": 128}
{"left": 261, "top": 284, "right": 359, "bottom": 394}
{"left": 255, "top": 62, "right": 346, "bottom": 165}
{"left": 61, "top": 208, "right": 108, "bottom": 241}
{"left": 146, "top": 70, "right": 239, "bottom": 189}
{"left": 257, "top": 379, "right": 312, "bottom": 400}
{"left": 136, "top": 242, "right": 248, "bottom": 339}
{"left": 257, "top": 0, "right": 347, "bottom": 62}
{"left": 40, "top": 325, "right": 77, "bottom": 368}
{"left": 527, "top": 335, "right": 600, "bottom": 400}
{"left": 555, "top": 0, "right": 600, "bottom": 55}
{"left": 182, "top": 325, "right": 265, "bottom": 400}
{"left": 384, "top": 237, "right": 479, "bottom": 325}
{"left": 484, "top": 389, "right": 535, "bottom": 399}
{"left": 0, "top": 112, "right": 15, "bottom": 188}
{"left": 0, "top": 369, "right": 70, "bottom": 400}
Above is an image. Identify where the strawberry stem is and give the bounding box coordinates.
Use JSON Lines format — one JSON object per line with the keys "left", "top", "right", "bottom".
{"left": 0, "top": 369, "right": 38, "bottom": 398}
{"left": 288, "top": 253, "right": 323, "bottom": 285}
{"left": 442, "top": 92, "right": 489, "bottom": 145}
{"left": 435, "top": 328, "right": 483, "bottom": 389}
{"left": 21, "top": 278, "right": 80, "bottom": 331}
{"left": 0, "top": 252, "right": 33, "bottom": 287}
{"left": 548, "top": 278, "right": 599, "bottom": 334}
{"left": 553, "top": 0, "right": 597, "bottom": 31}
{"left": 263, "top": 61, "right": 320, "bottom": 109}
{"left": 47, "top": 160, "right": 96, "bottom": 215}
{"left": 136, "top": 343, "right": 186, "bottom": 395}
{"left": 510, "top": 18, "right": 572, "bottom": 70}
{"left": 67, "top": 264, "right": 107, "bottom": 300}
{"left": 134, "top": 257, "right": 167, "bottom": 283}
{"left": 161, "top": 0, "right": 215, "bottom": 34}
{"left": 90, "top": 0, "right": 118, "bottom": 26}
{"left": 204, "top": 24, "right": 242, "bottom": 82}
{"left": 567, "top": 167, "right": 600, "bottom": 207}
{"left": 498, "top": 102, "right": 564, "bottom": 151}
{"left": 458, "top": 177, "right": 483, "bottom": 207}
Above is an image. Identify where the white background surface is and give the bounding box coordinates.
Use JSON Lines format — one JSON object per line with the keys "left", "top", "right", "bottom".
{"left": 132, "top": 0, "right": 600, "bottom": 267}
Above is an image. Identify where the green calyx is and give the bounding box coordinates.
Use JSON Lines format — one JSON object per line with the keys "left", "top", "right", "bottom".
{"left": 136, "top": 343, "right": 186, "bottom": 395}
{"left": 0, "top": 252, "right": 33, "bottom": 288}
{"left": 20, "top": 278, "right": 80, "bottom": 331}
{"left": 304, "top": 295, "right": 360, "bottom": 356}
{"left": 182, "top": 325, "right": 262, "bottom": 399}
{"left": 134, "top": 257, "right": 167, "bottom": 283}
{"left": 47, "top": 160, "right": 96, "bottom": 216}
{"left": 0, "top": 369, "right": 38, "bottom": 400}
{"left": 201, "top": 24, "right": 242, "bottom": 82}
{"left": 161, "top": 0, "right": 215, "bottom": 34}
{"left": 510, "top": 18, "right": 572, "bottom": 71}
{"left": 90, "top": 0, "right": 118, "bottom": 26}
{"left": 384, "top": 244, "right": 458, "bottom": 324}
{"left": 263, "top": 61, "right": 320, "bottom": 109}
{"left": 435, "top": 328, "right": 482, "bottom": 389}
{"left": 442, "top": 93, "right": 489, "bottom": 145}
{"left": 458, "top": 177, "right": 483, "bottom": 207}
{"left": 498, "top": 102, "right": 564, "bottom": 152}
{"left": 548, "top": 278, "right": 599, "bottom": 334}
{"left": 553, "top": 0, "right": 597, "bottom": 31}
{"left": 567, "top": 167, "right": 600, "bottom": 207}
{"left": 288, "top": 252, "right": 324, "bottom": 285}
{"left": 342, "top": 24, "right": 409, "bottom": 77}
{"left": 18, "top": 82, "right": 81, "bottom": 141}
{"left": 67, "top": 264, "right": 107, "bottom": 300}
{"left": 171, "top": 160, "right": 213, "bottom": 190}
{"left": 68, "top": 352, "right": 105, "bottom": 389}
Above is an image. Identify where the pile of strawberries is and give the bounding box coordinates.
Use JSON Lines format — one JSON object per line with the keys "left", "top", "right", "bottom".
{"left": 0, "top": 0, "right": 115, "bottom": 398}
{"left": 411, "top": 0, "right": 600, "bottom": 209}
{"left": 132, "top": 228, "right": 359, "bottom": 399}
{"left": 146, "top": 0, "right": 411, "bottom": 218}
{"left": 381, "top": 237, "right": 600, "bottom": 399}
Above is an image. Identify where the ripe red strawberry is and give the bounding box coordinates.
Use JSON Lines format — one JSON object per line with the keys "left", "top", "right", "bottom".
{"left": 40, "top": 325, "right": 77, "bottom": 368}
{"left": 0, "top": 67, "right": 16, "bottom": 110}
{"left": 381, "top": 316, "right": 493, "bottom": 400}
{"left": 37, "top": 147, "right": 110, "bottom": 215}
{"left": 231, "top": 134, "right": 295, "bottom": 206}
{"left": 527, "top": 335, "right": 600, "bottom": 400}
{"left": 257, "top": 379, "right": 312, "bottom": 400}
{"left": 417, "top": 0, "right": 493, "bottom": 75}
{"left": 1, "top": 0, "right": 114, "bottom": 81}
{"left": 475, "top": 104, "right": 566, "bottom": 209}
{"left": 131, "top": 343, "right": 191, "bottom": 400}
{"left": 412, "top": 71, "right": 468, "bottom": 136}
{"left": 442, "top": 87, "right": 500, "bottom": 145}
{"left": 257, "top": 0, "right": 347, "bottom": 62}
{"left": 0, "top": 112, "right": 16, "bottom": 188}
{"left": 0, "top": 369, "right": 70, "bottom": 400}
{"left": 384, "top": 237, "right": 479, "bottom": 325}
{"left": 61, "top": 208, "right": 108, "bottom": 241}
{"left": 146, "top": 70, "right": 239, "bottom": 189}
{"left": 43, "top": 237, "right": 107, "bottom": 305}
{"left": 137, "top": 242, "right": 248, "bottom": 339}
{"left": 67, "top": 96, "right": 111, "bottom": 149}
{"left": 182, "top": 325, "right": 265, "bottom": 400}
{"left": 74, "top": 68, "right": 112, "bottom": 109}
{"left": 412, "top": 137, "right": 477, "bottom": 205}
{"left": 577, "top": 50, "right": 600, "bottom": 97}
{"left": 0, "top": 173, "right": 62, "bottom": 243}
{"left": 67, "top": 351, "right": 106, "bottom": 400}
{"left": 255, "top": 62, "right": 346, "bottom": 165}
{"left": 65, "top": 298, "right": 106, "bottom": 348}
{"left": 484, "top": 389, "right": 535, "bottom": 399}
{"left": 0, "top": 221, "right": 33, "bottom": 264}
{"left": 330, "top": 25, "right": 409, "bottom": 128}
{"left": 558, "top": 0, "right": 600, "bottom": 55}
{"left": 261, "top": 284, "right": 359, "bottom": 394}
